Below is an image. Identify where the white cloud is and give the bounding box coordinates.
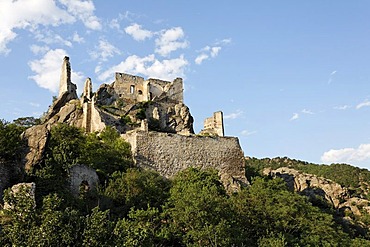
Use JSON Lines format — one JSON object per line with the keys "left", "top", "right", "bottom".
{"left": 356, "top": 99, "right": 370, "bottom": 109}
{"left": 30, "top": 45, "right": 50, "bottom": 55}
{"left": 321, "top": 144, "right": 370, "bottom": 164}
{"left": 58, "top": 0, "right": 101, "bottom": 30}
{"left": 302, "top": 109, "right": 314, "bottom": 114}
{"left": 290, "top": 113, "right": 299, "bottom": 121}
{"left": 28, "top": 49, "right": 85, "bottom": 93}
{"left": 194, "top": 54, "right": 209, "bottom": 65}
{"left": 90, "top": 39, "right": 121, "bottom": 62}
{"left": 334, "top": 105, "right": 350, "bottom": 110}
{"left": 125, "top": 23, "right": 153, "bottom": 41}
{"left": 109, "top": 18, "right": 120, "bottom": 30}
{"left": 328, "top": 70, "right": 337, "bottom": 84}
{"left": 210, "top": 46, "right": 221, "bottom": 57}
{"left": 34, "top": 29, "right": 72, "bottom": 47}
{"left": 29, "top": 102, "right": 41, "bottom": 107}
{"left": 224, "top": 110, "right": 243, "bottom": 120}
{"left": 72, "top": 32, "right": 84, "bottom": 43}
{"left": 155, "top": 27, "right": 188, "bottom": 56}
{"left": 195, "top": 39, "right": 230, "bottom": 65}
{"left": 0, "top": 0, "right": 100, "bottom": 55}
{"left": 241, "top": 130, "right": 257, "bottom": 136}
{"left": 0, "top": 0, "right": 74, "bottom": 54}
{"left": 98, "top": 54, "right": 188, "bottom": 83}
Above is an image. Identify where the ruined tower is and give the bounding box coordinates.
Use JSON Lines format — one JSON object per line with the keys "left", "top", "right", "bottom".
{"left": 58, "top": 56, "right": 78, "bottom": 99}
{"left": 200, "top": 111, "right": 225, "bottom": 137}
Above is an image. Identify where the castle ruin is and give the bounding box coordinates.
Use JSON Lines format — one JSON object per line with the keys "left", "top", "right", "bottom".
{"left": 200, "top": 111, "right": 225, "bottom": 137}
{"left": 22, "top": 57, "right": 247, "bottom": 193}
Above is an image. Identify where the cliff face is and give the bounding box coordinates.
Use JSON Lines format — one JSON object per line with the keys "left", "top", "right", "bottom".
{"left": 263, "top": 166, "right": 370, "bottom": 226}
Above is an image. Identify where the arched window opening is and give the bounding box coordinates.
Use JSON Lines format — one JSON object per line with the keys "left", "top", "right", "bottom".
{"left": 79, "top": 180, "right": 90, "bottom": 198}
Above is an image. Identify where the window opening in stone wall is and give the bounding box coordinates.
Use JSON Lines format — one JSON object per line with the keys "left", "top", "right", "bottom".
{"left": 130, "top": 85, "right": 135, "bottom": 94}
{"left": 138, "top": 90, "right": 143, "bottom": 95}
{"left": 79, "top": 180, "right": 90, "bottom": 199}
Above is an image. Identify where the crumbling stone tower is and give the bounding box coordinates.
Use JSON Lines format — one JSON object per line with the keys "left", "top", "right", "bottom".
{"left": 58, "top": 56, "right": 77, "bottom": 99}
{"left": 200, "top": 111, "right": 225, "bottom": 137}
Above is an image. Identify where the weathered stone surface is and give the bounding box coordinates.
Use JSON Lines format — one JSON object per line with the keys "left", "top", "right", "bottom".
{"left": 263, "top": 167, "right": 348, "bottom": 208}
{"left": 82, "top": 78, "right": 93, "bottom": 102}
{"left": 340, "top": 197, "right": 370, "bottom": 216}
{"left": 23, "top": 100, "right": 85, "bottom": 171}
{"left": 22, "top": 124, "right": 50, "bottom": 171}
{"left": 145, "top": 102, "right": 194, "bottom": 135}
{"left": 4, "top": 182, "right": 36, "bottom": 210}
{"left": 59, "top": 56, "right": 77, "bottom": 99}
{"left": 69, "top": 164, "right": 99, "bottom": 197}
{"left": 200, "top": 111, "right": 224, "bottom": 137}
{"left": 123, "top": 130, "right": 247, "bottom": 193}
{"left": 95, "top": 83, "right": 117, "bottom": 106}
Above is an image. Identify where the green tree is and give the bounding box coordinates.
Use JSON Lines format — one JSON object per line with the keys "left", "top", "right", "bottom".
{"left": 82, "top": 126, "right": 133, "bottom": 179}
{"left": 231, "top": 177, "right": 351, "bottom": 247}
{"left": 12, "top": 117, "right": 41, "bottom": 128}
{"left": 33, "top": 194, "right": 84, "bottom": 246}
{"left": 0, "top": 119, "right": 25, "bottom": 161}
{"left": 114, "top": 206, "right": 164, "bottom": 246}
{"left": 0, "top": 185, "right": 37, "bottom": 246}
{"left": 82, "top": 207, "right": 114, "bottom": 247}
{"left": 103, "top": 168, "right": 170, "bottom": 216}
{"left": 163, "top": 167, "right": 235, "bottom": 246}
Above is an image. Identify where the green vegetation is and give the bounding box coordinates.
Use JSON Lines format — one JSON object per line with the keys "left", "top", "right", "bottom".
{"left": 0, "top": 119, "right": 26, "bottom": 161}
{"left": 135, "top": 101, "right": 152, "bottom": 120}
{"left": 1, "top": 123, "right": 370, "bottom": 246}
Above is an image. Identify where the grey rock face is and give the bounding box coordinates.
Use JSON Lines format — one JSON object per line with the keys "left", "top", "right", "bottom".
{"left": 263, "top": 167, "right": 348, "bottom": 208}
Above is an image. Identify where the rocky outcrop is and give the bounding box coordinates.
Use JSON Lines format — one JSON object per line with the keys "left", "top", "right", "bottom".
{"left": 22, "top": 124, "right": 50, "bottom": 171}
{"left": 263, "top": 167, "right": 348, "bottom": 208}
{"left": 340, "top": 197, "right": 370, "bottom": 216}
{"left": 166, "top": 103, "right": 194, "bottom": 135}
{"left": 95, "top": 84, "right": 116, "bottom": 106}
{"left": 4, "top": 182, "right": 36, "bottom": 210}
{"left": 22, "top": 100, "right": 85, "bottom": 172}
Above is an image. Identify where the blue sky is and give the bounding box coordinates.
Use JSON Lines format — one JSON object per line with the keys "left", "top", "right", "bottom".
{"left": 2, "top": 1, "right": 370, "bottom": 168}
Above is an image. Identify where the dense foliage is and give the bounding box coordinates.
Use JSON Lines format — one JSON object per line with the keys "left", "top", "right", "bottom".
{"left": 0, "top": 119, "right": 26, "bottom": 161}
{"left": 1, "top": 123, "right": 370, "bottom": 246}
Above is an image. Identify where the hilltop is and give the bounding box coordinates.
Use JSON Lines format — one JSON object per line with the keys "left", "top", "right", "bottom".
{"left": 1, "top": 58, "right": 370, "bottom": 245}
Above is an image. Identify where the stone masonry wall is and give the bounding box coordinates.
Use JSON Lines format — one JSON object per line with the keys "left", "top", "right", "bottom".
{"left": 123, "top": 131, "right": 247, "bottom": 192}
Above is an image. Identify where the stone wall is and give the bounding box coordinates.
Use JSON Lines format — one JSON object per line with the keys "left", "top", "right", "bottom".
{"left": 114, "top": 73, "right": 148, "bottom": 102}
{"left": 113, "top": 72, "right": 183, "bottom": 104}
{"left": 123, "top": 131, "right": 247, "bottom": 192}
{"left": 69, "top": 164, "right": 99, "bottom": 197}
